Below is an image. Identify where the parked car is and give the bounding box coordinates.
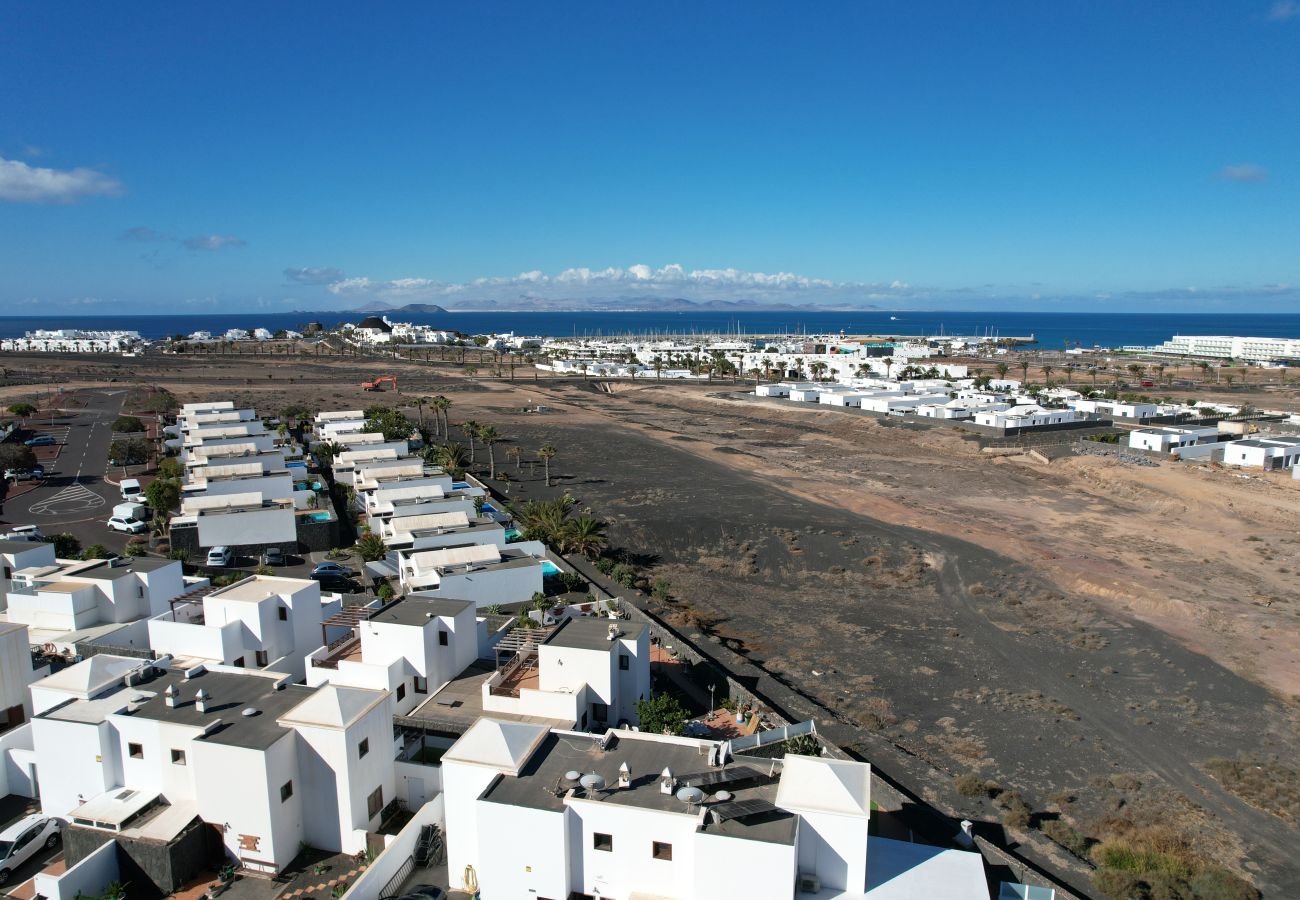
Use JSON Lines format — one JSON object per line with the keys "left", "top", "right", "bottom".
{"left": 7, "top": 525, "right": 46, "bottom": 542}
{"left": 311, "top": 561, "right": 354, "bottom": 578}
{"left": 3, "top": 465, "right": 44, "bottom": 482}
{"left": 312, "top": 574, "right": 359, "bottom": 593}
{"left": 262, "top": 547, "right": 286, "bottom": 567}
{"left": 107, "top": 515, "right": 147, "bottom": 534}
{"left": 23, "top": 435, "right": 56, "bottom": 447}
{"left": 207, "top": 546, "right": 233, "bottom": 567}
{"left": 0, "top": 815, "right": 62, "bottom": 885}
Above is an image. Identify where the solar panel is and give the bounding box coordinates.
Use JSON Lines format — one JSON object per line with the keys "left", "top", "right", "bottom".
{"left": 683, "top": 765, "right": 764, "bottom": 790}
{"left": 709, "top": 798, "right": 778, "bottom": 822}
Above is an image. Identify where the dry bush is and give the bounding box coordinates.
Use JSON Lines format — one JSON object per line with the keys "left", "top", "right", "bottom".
{"left": 1204, "top": 757, "right": 1300, "bottom": 824}
{"left": 953, "top": 773, "right": 985, "bottom": 798}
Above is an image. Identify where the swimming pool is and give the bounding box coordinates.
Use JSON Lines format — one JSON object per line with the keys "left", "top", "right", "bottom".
{"left": 541, "top": 560, "right": 562, "bottom": 576}
{"left": 504, "top": 528, "right": 521, "bottom": 541}
{"left": 304, "top": 511, "right": 333, "bottom": 523}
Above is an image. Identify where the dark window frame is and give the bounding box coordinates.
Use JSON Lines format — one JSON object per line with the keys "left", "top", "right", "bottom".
{"left": 128, "top": 742, "right": 143, "bottom": 759}
{"left": 652, "top": 841, "right": 672, "bottom": 861}
{"left": 593, "top": 832, "right": 613, "bottom": 852}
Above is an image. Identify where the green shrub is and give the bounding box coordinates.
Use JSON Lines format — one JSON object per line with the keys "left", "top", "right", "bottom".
{"left": 1039, "top": 819, "right": 1090, "bottom": 858}
{"left": 124, "top": 541, "right": 148, "bottom": 557}
{"left": 594, "top": 557, "right": 615, "bottom": 576}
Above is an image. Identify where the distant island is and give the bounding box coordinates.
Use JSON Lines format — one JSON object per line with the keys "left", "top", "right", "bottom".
{"left": 346, "top": 296, "right": 879, "bottom": 315}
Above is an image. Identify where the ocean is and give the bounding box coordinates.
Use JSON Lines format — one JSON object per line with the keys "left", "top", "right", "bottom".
{"left": 2, "top": 310, "right": 1299, "bottom": 350}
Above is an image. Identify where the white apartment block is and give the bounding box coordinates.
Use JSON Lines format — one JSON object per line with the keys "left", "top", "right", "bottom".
{"left": 1070, "top": 399, "right": 1159, "bottom": 420}
{"left": 441, "top": 719, "right": 988, "bottom": 900}
{"left": 0, "top": 330, "right": 144, "bottom": 353}
{"left": 0, "top": 622, "right": 44, "bottom": 733}
{"left": 973, "top": 405, "right": 1083, "bottom": 429}
{"left": 1151, "top": 334, "right": 1300, "bottom": 364}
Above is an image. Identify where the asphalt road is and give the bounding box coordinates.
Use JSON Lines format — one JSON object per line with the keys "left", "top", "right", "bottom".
{"left": 2, "top": 390, "right": 130, "bottom": 552}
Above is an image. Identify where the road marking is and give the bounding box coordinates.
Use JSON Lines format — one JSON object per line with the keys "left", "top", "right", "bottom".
{"left": 28, "top": 481, "right": 107, "bottom": 516}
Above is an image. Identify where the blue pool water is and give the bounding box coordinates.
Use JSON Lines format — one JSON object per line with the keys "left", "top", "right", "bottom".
{"left": 305, "top": 511, "right": 332, "bottom": 523}
{"left": 482, "top": 503, "right": 497, "bottom": 514}
{"left": 504, "top": 528, "right": 521, "bottom": 541}
{"left": 452, "top": 481, "right": 469, "bottom": 489}
{"left": 541, "top": 560, "right": 562, "bottom": 576}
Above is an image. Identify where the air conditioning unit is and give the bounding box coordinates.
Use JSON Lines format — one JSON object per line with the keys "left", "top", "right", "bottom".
{"left": 798, "top": 873, "right": 821, "bottom": 894}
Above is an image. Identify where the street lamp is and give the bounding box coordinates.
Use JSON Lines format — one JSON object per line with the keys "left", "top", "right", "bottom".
{"left": 708, "top": 683, "right": 716, "bottom": 713}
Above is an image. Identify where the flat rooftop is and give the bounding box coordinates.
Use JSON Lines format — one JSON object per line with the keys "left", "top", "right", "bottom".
{"left": 209, "top": 575, "right": 315, "bottom": 603}
{"left": 544, "top": 617, "right": 647, "bottom": 652}
{"left": 117, "top": 667, "right": 315, "bottom": 750}
{"left": 370, "top": 595, "right": 474, "bottom": 626}
{"left": 483, "top": 730, "right": 797, "bottom": 845}
{"left": 408, "top": 661, "right": 571, "bottom": 733}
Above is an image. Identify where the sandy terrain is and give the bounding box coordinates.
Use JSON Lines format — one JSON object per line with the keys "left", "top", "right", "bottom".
{"left": 6, "top": 350, "right": 1300, "bottom": 894}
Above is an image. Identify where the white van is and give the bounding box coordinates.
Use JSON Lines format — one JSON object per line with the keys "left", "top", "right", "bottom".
{"left": 119, "top": 478, "right": 142, "bottom": 501}
{"left": 206, "top": 546, "right": 233, "bottom": 567}
{"left": 7, "top": 525, "right": 45, "bottom": 542}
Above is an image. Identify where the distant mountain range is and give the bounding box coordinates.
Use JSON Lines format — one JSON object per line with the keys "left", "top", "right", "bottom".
{"left": 346, "top": 297, "right": 879, "bottom": 314}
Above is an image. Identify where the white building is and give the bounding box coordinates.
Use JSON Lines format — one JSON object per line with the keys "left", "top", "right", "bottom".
{"left": 973, "top": 405, "right": 1084, "bottom": 429}
{"left": 393, "top": 544, "right": 544, "bottom": 606}
{"left": 1070, "top": 399, "right": 1158, "bottom": 420}
{"left": 27, "top": 659, "right": 394, "bottom": 877}
{"left": 1127, "top": 426, "right": 1221, "bottom": 453}
{"left": 0, "top": 622, "right": 44, "bottom": 733}
{"left": 1222, "top": 436, "right": 1300, "bottom": 470}
{"left": 147, "top": 575, "right": 340, "bottom": 681}
{"left": 440, "top": 719, "right": 988, "bottom": 900}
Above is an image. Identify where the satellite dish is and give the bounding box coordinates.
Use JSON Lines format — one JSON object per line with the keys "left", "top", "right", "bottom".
{"left": 579, "top": 772, "right": 606, "bottom": 792}
{"left": 564, "top": 770, "right": 582, "bottom": 783}
{"left": 676, "top": 786, "right": 705, "bottom": 805}
{"left": 715, "top": 790, "right": 733, "bottom": 802}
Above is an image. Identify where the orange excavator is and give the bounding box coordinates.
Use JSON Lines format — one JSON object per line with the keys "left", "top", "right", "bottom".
{"left": 361, "top": 375, "right": 398, "bottom": 392}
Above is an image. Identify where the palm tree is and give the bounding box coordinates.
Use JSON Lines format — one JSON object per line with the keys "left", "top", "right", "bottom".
{"left": 538, "top": 444, "right": 557, "bottom": 487}
{"left": 809, "top": 361, "right": 828, "bottom": 381}
{"left": 653, "top": 355, "right": 664, "bottom": 381}
{"left": 1197, "top": 361, "right": 1211, "bottom": 384}
{"left": 1127, "top": 363, "right": 1145, "bottom": 380}
{"left": 314, "top": 441, "right": 344, "bottom": 468}
{"left": 1041, "top": 364, "right": 1054, "bottom": 386}
{"left": 461, "top": 419, "right": 480, "bottom": 462}
{"left": 1153, "top": 364, "right": 1166, "bottom": 386}
{"left": 995, "top": 362, "right": 1010, "bottom": 381}
{"left": 412, "top": 396, "right": 429, "bottom": 428}
{"left": 478, "top": 425, "right": 501, "bottom": 478}
{"left": 426, "top": 442, "right": 469, "bottom": 479}
{"left": 563, "top": 516, "right": 608, "bottom": 558}
{"left": 1018, "top": 360, "right": 1030, "bottom": 384}
{"left": 507, "top": 445, "right": 523, "bottom": 473}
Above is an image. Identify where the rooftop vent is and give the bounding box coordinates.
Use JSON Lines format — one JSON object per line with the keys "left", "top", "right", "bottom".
{"left": 606, "top": 623, "right": 620, "bottom": 641}
{"left": 715, "top": 790, "right": 733, "bottom": 802}
{"left": 183, "top": 664, "right": 206, "bottom": 681}
{"left": 241, "top": 707, "right": 260, "bottom": 717}
{"left": 195, "top": 688, "right": 211, "bottom": 714}
{"left": 164, "top": 684, "right": 178, "bottom": 708}
{"left": 618, "top": 762, "right": 631, "bottom": 788}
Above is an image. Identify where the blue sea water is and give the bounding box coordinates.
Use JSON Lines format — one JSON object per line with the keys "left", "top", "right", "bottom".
{"left": 1, "top": 310, "right": 1298, "bottom": 350}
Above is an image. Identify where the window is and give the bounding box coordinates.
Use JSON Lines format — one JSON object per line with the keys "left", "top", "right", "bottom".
{"left": 593, "top": 832, "right": 613, "bottom": 852}
{"left": 619, "top": 654, "right": 629, "bottom": 671}
{"left": 171, "top": 749, "right": 186, "bottom": 766}
{"left": 255, "top": 650, "right": 269, "bottom": 667}
{"left": 652, "top": 841, "right": 673, "bottom": 861}
{"left": 438, "top": 630, "right": 448, "bottom": 646}
{"left": 128, "top": 742, "right": 143, "bottom": 759}
{"left": 413, "top": 676, "right": 427, "bottom": 694}
{"left": 367, "top": 787, "right": 383, "bottom": 820}
{"left": 280, "top": 780, "right": 293, "bottom": 802}
{"left": 278, "top": 607, "right": 287, "bottom": 621}
{"left": 396, "top": 684, "right": 406, "bottom": 702}
{"left": 592, "top": 702, "right": 608, "bottom": 723}
{"left": 358, "top": 738, "right": 369, "bottom": 758}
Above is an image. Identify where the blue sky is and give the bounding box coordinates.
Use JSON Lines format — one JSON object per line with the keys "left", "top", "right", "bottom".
{"left": 1, "top": 1, "right": 1297, "bottom": 313}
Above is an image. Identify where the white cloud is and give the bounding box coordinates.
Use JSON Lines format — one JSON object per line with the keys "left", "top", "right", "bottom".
{"left": 183, "top": 234, "right": 247, "bottom": 251}
{"left": 1267, "top": 1, "right": 1300, "bottom": 20}
{"left": 1218, "top": 163, "right": 1268, "bottom": 182}
{"left": 284, "top": 266, "right": 345, "bottom": 285}
{"left": 0, "top": 156, "right": 124, "bottom": 203}
{"left": 320, "top": 263, "right": 912, "bottom": 306}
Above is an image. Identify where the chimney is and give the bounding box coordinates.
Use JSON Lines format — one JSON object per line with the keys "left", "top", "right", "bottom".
{"left": 618, "top": 762, "right": 631, "bottom": 789}
{"left": 195, "top": 688, "right": 211, "bottom": 714}
{"left": 659, "top": 767, "right": 675, "bottom": 795}
{"left": 607, "top": 623, "right": 620, "bottom": 642}
{"left": 164, "top": 684, "right": 178, "bottom": 708}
